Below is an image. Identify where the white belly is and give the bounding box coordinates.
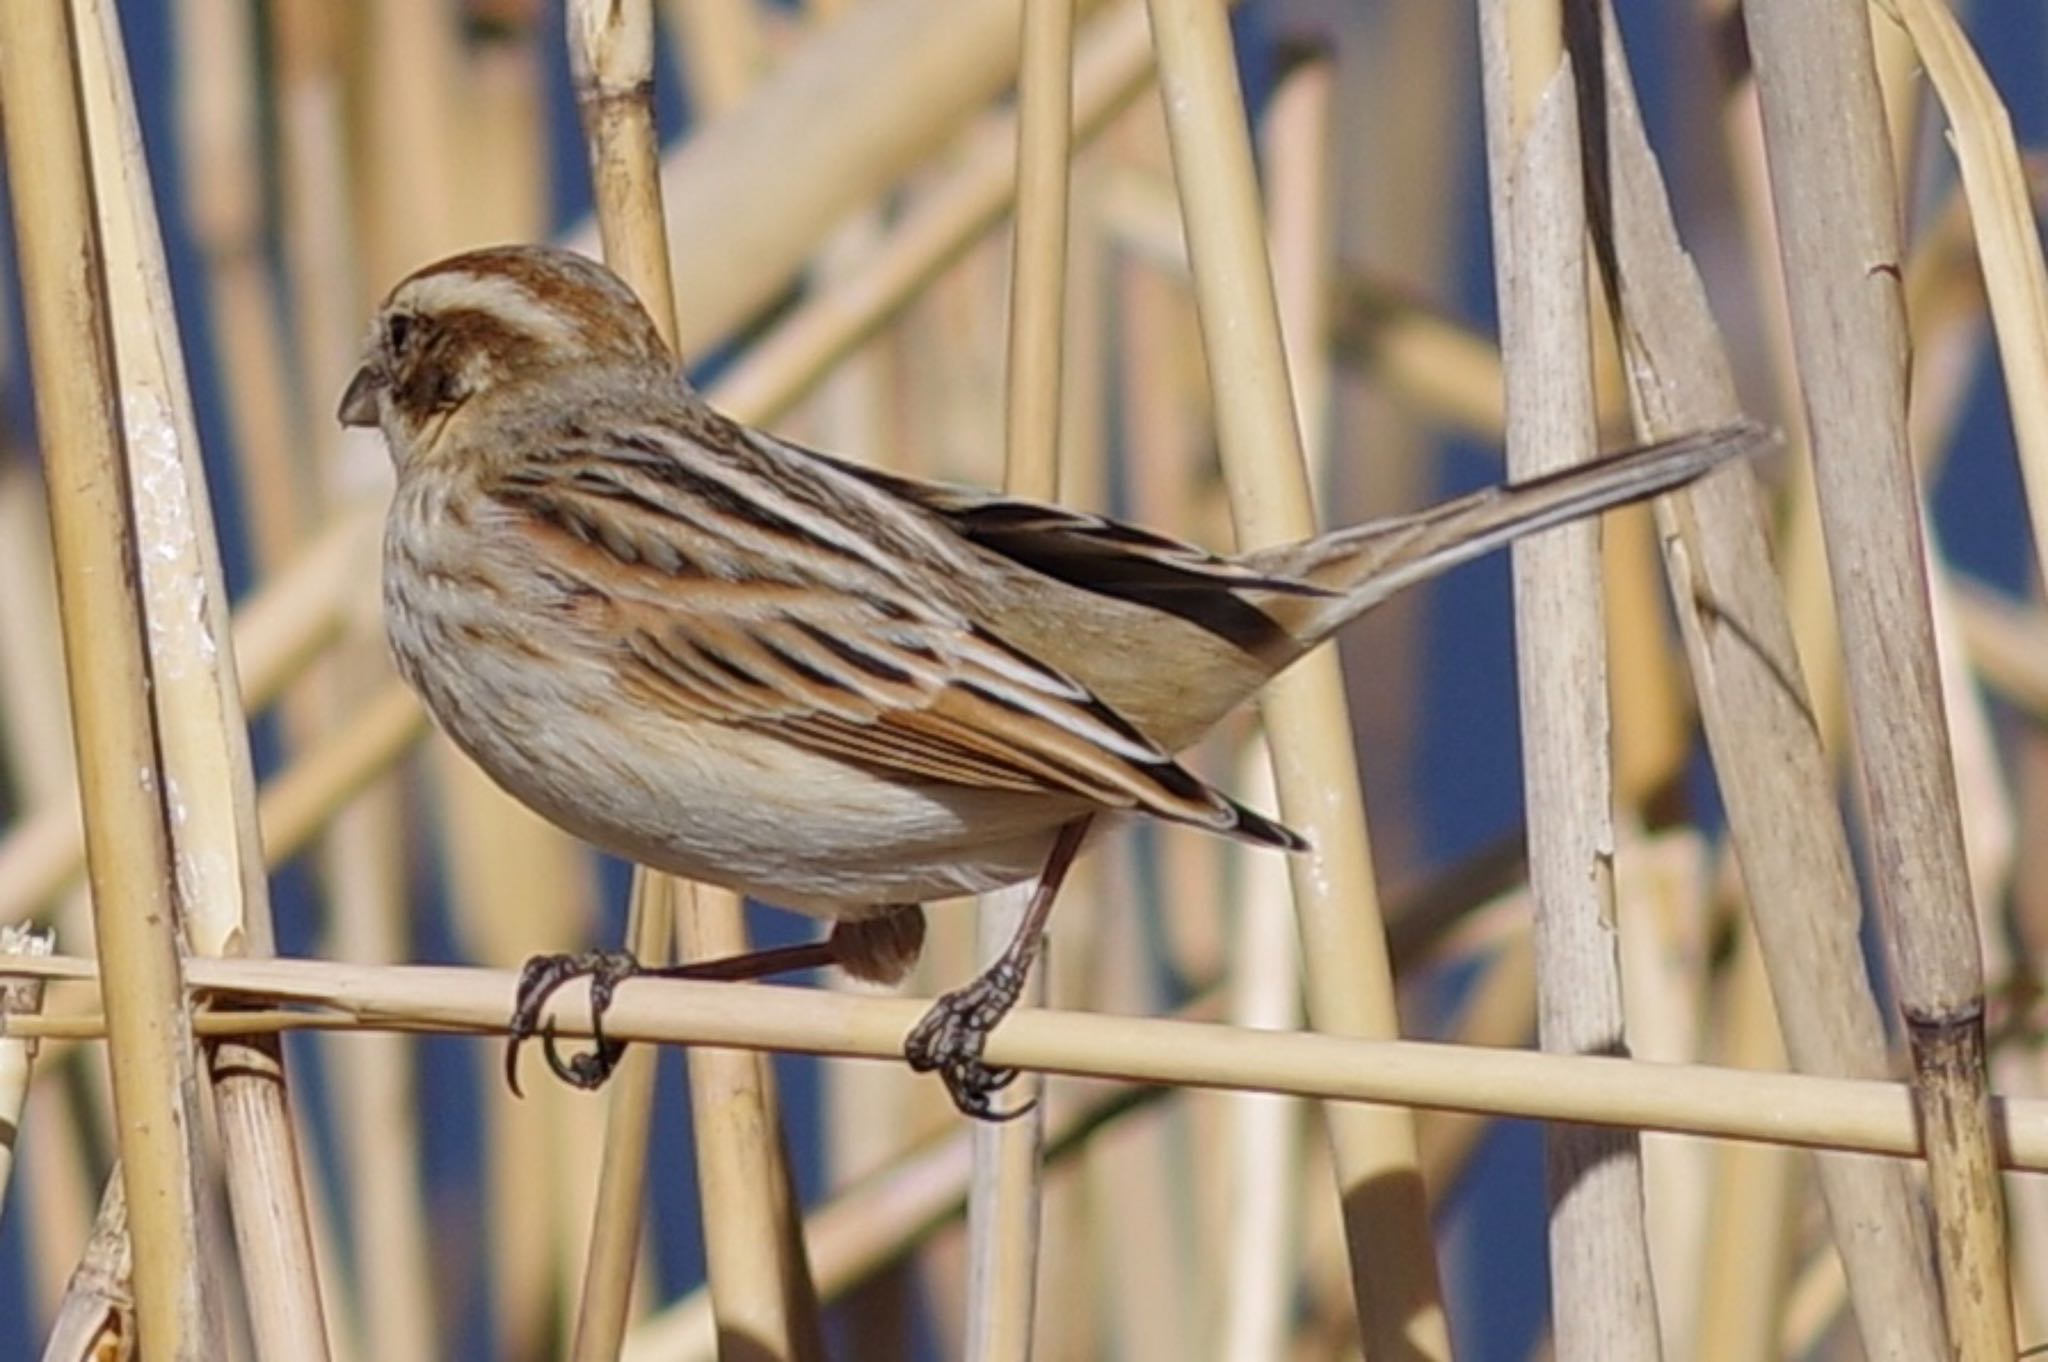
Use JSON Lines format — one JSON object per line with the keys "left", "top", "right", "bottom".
{"left": 388, "top": 579, "right": 1081, "bottom": 915}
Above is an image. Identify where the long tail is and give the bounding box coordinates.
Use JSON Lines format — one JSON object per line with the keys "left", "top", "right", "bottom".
{"left": 1248, "top": 420, "right": 1774, "bottom": 649}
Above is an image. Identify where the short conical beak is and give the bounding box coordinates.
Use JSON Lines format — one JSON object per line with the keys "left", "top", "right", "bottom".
{"left": 338, "top": 366, "right": 382, "bottom": 427}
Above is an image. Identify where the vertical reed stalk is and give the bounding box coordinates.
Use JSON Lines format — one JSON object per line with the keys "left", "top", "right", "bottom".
{"left": 0, "top": 1, "right": 224, "bottom": 1351}
{"left": 1325, "top": 4, "right": 1471, "bottom": 877}
{"left": 668, "top": 0, "right": 766, "bottom": 119}
{"left": 175, "top": 0, "right": 311, "bottom": 570}
{"left": 678, "top": 898, "right": 828, "bottom": 1362}
{"left": 569, "top": 4, "right": 823, "bottom": 1358}
{"left": 0, "top": 926, "right": 52, "bottom": 1223}
{"left": 1691, "top": 920, "right": 1797, "bottom": 1361}
{"left": 1742, "top": 5, "right": 2015, "bottom": 1354}
{"left": 1479, "top": 16, "right": 1660, "bottom": 1355}
{"left": 564, "top": 4, "right": 697, "bottom": 1356}
{"left": 0, "top": 466, "right": 100, "bottom": 1326}
{"left": 604, "top": 0, "right": 1111, "bottom": 356}
{"left": 1211, "top": 50, "right": 1330, "bottom": 1361}
{"left": 1563, "top": 3, "right": 1947, "bottom": 1355}
{"left": 333, "top": 14, "right": 464, "bottom": 1360}
{"left": 78, "top": 1, "right": 330, "bottom": 1353}
{"left": 1140, "top": 0, "right": 1451, "bottom": 1353}
{"left": 965, "top": 0, "right": 1078, "bottom": 1353}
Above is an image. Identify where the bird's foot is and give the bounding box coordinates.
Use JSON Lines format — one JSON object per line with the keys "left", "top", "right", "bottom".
{"left": 904, "top": 956, "right": 1034, "bottom": 1121}
{"left": 504, "top": 949, "right": 645, "bottom": 1096}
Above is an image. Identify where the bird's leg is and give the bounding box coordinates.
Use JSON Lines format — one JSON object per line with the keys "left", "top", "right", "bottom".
{"left": 904, "top": 818, "right": 1092, "bottom": 1119}
{"left": 506, "top": 914, "right": 917, "bottom": 1095}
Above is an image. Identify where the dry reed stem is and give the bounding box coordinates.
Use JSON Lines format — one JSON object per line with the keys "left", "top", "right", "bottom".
{"left": 569, "top": 4, "right": 821, "bottom": 1356}
{"left": 0, "top": 1, "right": 225, "bottom": 1351}
{"left": 564, "top": 6, "right": 686, "bottom": 1354}
{"left": 272, "top": 0, "right": 361, "bottom": 483}
{"left": 285, "top": 20, "right": 455, "bottom": 1341}
{"left": 461, "top": 8, "right": 550, "bottom": 252}
{"left": 1564, "top": 4, "right": 1948, "bottom": 1355}
{"left": 1690, "top": 919, "right": 1797, "bottom": 1361}
{"left": 355, "top": 0, "right": 465, "bottom": 280}
{"left": 623, "top": 1083, "right": 1160, "bottom": 1362}
{"left": 1082, "top": 198, "right": 1214, "bottom": 1362}
{"left": 961, "top": 0, "right": 1080, "bottom": 1352}
{"left": 1141, "top": 0, "right": 1450, "bottom": 1351}
{"left": 1742, "top": 4, "right": 2016, "bottom": 1355}
{"left": 1886, "top": 0, "right": 2048, "bottom": 598}
{"left": 1218, "top": 751, "right": 1305, "bottom": 1361}
{"left": 1414, "top": 923, "right": 1536, "bottom": 1192}
{"left": 0, "top": 471, "right": 102, "bottom": 1326}
{"left": 0, "top": 468, "right": 75, "bottom": 803}
{"left": 41, "top": 1175, "right": 134, "bottom": 1362}
{"left": 0, "top": 925, "right": 52, "bottom": 1222}
{"left": 1210, "top": 54, "right": 1331, "bottom": 1362}
{"left": 77, "top": 3, "right": 330, "bottom": 1353}
{"left": 1480, "top": 28, "right": 1660, "bottom": 1356}
{"left": 177, "top": 0, "right": 312, "bottom": 570}
{"left": 1324, "top": 3, "right": 1473, "bottom": 879}
{"left": 669, "top": 0, "right": 767, "bottom": 118}
{"left": 713, "top": 0, "right": 1170, "bottom": 429}
{"left": 568, "top": 871, "right": 671, "bottom": 1362}
{"left": 581, "top": 0, "right": 1111, "bottom": 355}
{"left": 677, "top": 901, "right": 828, "bottom": 1362}
{"left": 0, "top": 512, "right": 372, "bottom": 927}
{"left": 1958, "top": 584, "right": 2048, "bottom": 717}
{"left": 802, "top": 251, "right": 926, "bottom": 1360}
{"left": 37, "top": 952, "right": 2048, "bottom": 1168}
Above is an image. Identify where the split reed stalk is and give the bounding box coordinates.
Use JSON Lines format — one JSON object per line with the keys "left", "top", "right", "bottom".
{"left": 0, "top": 1, "right": 224, "bottom": 1352}
{"left": 1140, "top": 0, "right": 1451, "bottom": 1352}
{"left": 1479, "top": 22, "right": 1660, "bottom": 1356}
{"left": 41, "top": 1175, "right": 134, "bottom": 1361}
{"left": 1562, "top": 5, "right": 1950, "bottom": 1357}
{"left": 1742, "top": 6, "right": 2016, "bottom": 1356}
{"left": 77, "top": 2, "right": 330, "bottom": 1354}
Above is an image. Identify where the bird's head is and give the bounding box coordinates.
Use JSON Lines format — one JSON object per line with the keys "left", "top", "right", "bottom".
{"left": 339, "top": 244, "right": 674, "bottom": 459}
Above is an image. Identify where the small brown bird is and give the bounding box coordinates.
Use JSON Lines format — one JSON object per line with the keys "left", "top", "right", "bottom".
{"left": 341, "top": 244, "right": 1764, "bottom": 1115}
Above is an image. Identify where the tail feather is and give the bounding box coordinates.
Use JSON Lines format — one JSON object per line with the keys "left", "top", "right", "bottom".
{"left": 1252, "top": 420, "right": 1773, "bottom": 647}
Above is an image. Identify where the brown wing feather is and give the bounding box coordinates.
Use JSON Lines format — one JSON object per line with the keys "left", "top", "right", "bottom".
{"left": 495, "top": 469, "right": 1305, "bottom": 850}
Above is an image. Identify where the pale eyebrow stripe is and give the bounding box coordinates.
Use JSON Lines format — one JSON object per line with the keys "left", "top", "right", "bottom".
{"left": 400, "top": 271, "right": 583, "bottom": 350}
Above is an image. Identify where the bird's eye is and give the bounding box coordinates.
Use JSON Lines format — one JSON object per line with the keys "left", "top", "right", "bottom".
{"left": 386, "top": 312, "right": 417, "bottom": 353}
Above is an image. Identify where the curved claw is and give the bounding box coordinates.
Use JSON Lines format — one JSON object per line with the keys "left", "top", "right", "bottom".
{"left": 504, "top": 950, "right": 641, "bottom": 1097}
{"left": 504, "top": 1037, "right": 530, "bottom": 1099}
{"left": 539, "top": 1019, "right": 623, "bottom": 1090}
{"left": 905, "top": 984, "right": 1037, "bottom": 1119}
{"left": 938, "top": 1060, "right": 1037, "bottom": 1121}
